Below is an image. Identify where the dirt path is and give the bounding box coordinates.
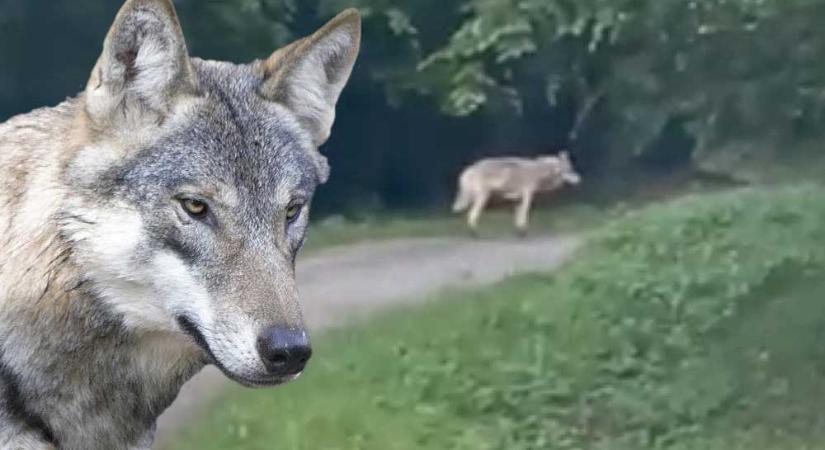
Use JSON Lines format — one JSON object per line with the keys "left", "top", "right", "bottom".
{"left": 153, "top": 234, "right": 582, "bottom": 447}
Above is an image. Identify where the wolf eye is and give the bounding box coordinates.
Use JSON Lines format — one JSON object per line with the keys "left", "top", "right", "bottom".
{"left": 180, "top": 198, "right": 208, "bottom": 218}
{"left": 286, "top": 202, "right": 304, "bottom": 223}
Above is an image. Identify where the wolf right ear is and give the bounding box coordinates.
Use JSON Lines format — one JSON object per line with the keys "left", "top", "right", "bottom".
{"left": 259, "top": 9, "right": 361, "bottom": 147}
{"left": 85, "top": 0, "right": 197, "bottom": 125}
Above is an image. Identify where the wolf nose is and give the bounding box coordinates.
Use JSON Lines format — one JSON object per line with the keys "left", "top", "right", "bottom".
{"left": 256, "top": 327, "right": 312, "bottom": 376}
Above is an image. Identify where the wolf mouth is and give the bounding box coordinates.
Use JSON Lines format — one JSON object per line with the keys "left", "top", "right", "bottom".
{"left": 175, "top": 316, "right": 293, "bottom": 388}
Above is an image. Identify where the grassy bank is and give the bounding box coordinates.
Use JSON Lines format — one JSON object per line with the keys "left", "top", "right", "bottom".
{"left": 169, "top": 185, "right": 825, "bottom": 450}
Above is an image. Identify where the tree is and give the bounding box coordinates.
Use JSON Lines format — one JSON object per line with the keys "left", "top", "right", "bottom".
{"left": 361, "top": 0, "right": 825, "bottom": 179}
{"left": 2, "top": 0, "right": 822, "bottom": 212}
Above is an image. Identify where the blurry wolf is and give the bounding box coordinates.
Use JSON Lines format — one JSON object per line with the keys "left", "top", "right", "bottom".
{"left": 0, "top": 0, "right": 360, "bottom": 448}
{"left": 452, "top": 152, "right": 582, "bottom": 235}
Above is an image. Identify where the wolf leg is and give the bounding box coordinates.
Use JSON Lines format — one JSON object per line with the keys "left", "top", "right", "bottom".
{"left": 452, "top": 187, "right": 471, "bottom": 213}
{"left": 467, "top": 191, "right": 489, "bottom": 237}
{"left": 515, "top": 189, "right": 534, "bottom": 237}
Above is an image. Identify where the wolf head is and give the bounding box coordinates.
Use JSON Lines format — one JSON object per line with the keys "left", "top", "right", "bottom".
{"left": 539, "top": 151, "right": 581, "bottom": 186}
{"left": 557, "top": 151, "right": 582, "bottom": 185}
{"left": 59, "top": 0, "right": 360, "bottom": 387}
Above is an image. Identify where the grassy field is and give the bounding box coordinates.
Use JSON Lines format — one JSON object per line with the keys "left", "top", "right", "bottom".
{"left": 169, "top": 185, "right": 825, "bottom": 450}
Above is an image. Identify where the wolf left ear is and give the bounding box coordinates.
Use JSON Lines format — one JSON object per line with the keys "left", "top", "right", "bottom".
{"left": 85, "top": 0, "right": 197, "bottom": 125}
{"left": 260, "top": 9, "right": 361, "bottom": 147}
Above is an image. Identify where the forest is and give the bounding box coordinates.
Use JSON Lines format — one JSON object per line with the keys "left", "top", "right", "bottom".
{"left": 1, "top": 0, "right": 822, "bottom": 213}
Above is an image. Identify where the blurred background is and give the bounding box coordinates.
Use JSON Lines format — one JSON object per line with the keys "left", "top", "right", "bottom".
{"left": 8, "top": 0, "right": 824, "bottom": 215}
{"left": 4, "top": 0, "right": 825, "bottom": 449}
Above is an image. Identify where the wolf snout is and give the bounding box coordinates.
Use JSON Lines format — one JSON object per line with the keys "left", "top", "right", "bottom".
{"left": 256, "top": 326, "right": 312, "bottom": 376}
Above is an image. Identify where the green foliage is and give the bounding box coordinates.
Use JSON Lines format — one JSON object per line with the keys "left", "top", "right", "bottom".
{"left": 168, "top": 185, "right": 825, "bottom": 450}
{"left": 391, "top": 0, "right": 825, "bottom": 173}
{"left": 191, "top": 0, "right": 825, "bottom": 184}
{"left": 3, "top": 0, "right": 819, "bottom": 210}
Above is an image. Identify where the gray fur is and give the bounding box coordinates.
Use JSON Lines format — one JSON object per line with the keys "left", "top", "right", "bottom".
{"left": 0, "top": 0, "right": 360, "bottom": 448}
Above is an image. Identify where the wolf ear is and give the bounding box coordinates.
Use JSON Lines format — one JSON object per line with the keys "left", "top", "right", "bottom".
{"left": 260, "top": 9, "right": 361, "bottom": 147}
{"left": 85, "top": 0, "right": 197, "bottom": 125}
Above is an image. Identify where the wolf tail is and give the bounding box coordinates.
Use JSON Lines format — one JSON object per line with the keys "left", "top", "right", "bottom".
{"left": 452, "top": 187, "right": 472, "bottom": 213}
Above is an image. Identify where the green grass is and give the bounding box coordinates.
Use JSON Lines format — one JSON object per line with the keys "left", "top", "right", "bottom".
{"left": 303, "top": 203, "right": 608, "bottom": 252}
{"left": 169, "top": 185, "right": 825, "bottom": 450}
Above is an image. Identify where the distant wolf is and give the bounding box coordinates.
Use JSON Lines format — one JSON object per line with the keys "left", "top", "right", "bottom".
{"left": 452, "top": 152, "right": 582, "bottom": 235}
{"left": 0, "top": 0, "right": 360, "bottom": 448}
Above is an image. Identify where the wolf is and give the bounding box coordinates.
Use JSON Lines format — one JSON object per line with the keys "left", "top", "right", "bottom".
{"left": 0, "top": 0, "right": 360, "bottom": 448}
{"left": 452, "top": 152, "right": 581, "bottom": 235}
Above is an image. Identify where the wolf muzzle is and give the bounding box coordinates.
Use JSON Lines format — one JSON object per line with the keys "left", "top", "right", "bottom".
{"left": 176, "top": 316, "right": 312, "bottom": 380}
{"left": 256, "top": 326, "right": 312, "bottom": 377}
